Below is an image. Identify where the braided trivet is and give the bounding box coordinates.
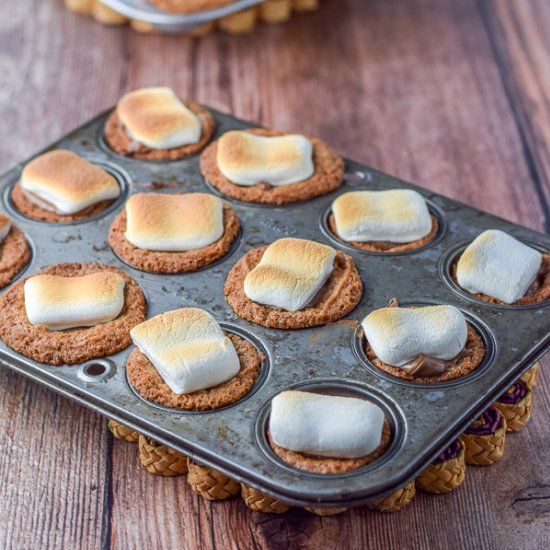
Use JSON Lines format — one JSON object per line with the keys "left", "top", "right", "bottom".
{"left": 241, "top": 484, "right": 290, "bottom": 513}
{"left": 461, "top": 415, "right": 507, "bottom": 466}
{"left": 187, "top": 459, "right": 241, "bottom": 501}
{"left": 416, "top": 440, "right": 466, "bottom": 494}
{"left": 107, "top": 419, "right": 140, "bottom": 443}
{"left": 494, "top": 389, "right": 533, "bottom": 433}
{"left": 305, "top": 506, "right": 348, "bottom": 516}
{"left": 138, "top": 435, "right": 188, "bottom": 477}
{"left": 367, "top": 481, "right": 416, "bottom": 513}
{"left": 520, "top": 363, "right": 540, "bottom": 389}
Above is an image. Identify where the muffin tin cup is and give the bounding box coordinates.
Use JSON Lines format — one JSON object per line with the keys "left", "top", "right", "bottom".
{"left": 2, "top": 157, "right": 130, "bottom": 226}
{"left": 439, "top": 240, "right": 550, "bottom": 311}
{"left": 319, "top": 197, "right": 447, "bottom": 256}
{"left": 0, "top": 107, "right": 549, "bottom": 508}
{"left": 352, "top": 300, "right": 497, "bottom": 389}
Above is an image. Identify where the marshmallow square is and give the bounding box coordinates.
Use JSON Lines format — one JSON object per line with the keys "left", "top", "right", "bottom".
{"left": 216, "top": 130, "right": 314, "bottom": 186}
{"left": 21, "top": 150, "right": 120, "bottom": 215}
{"left": 24, "top": 272, "right": 125, "bottom": 331}
{"left": 117, "top": 87, "right": 201, "bottom": 150}
{"left": 457, "top": 229, "right": 542, "bottom": 304}
{"left": 269, "top": 391, "right": 385, "bottom": 459}
{"left": 332, "top": 189, "right": 432, "bottom": 243}
{"left": 130, "top": 308, "right": 240, "bottom": 395}
{"left": 124, "top": 192, "right": 224, "bottom": 252}
{"left": 0, "top": 213, "right": 11, "bottom": 245}
{"left": 362, "top": 305, "right": 468, "bottom": 367}
{"left": 244, "top": 238, "right": 336, "bottom": 312}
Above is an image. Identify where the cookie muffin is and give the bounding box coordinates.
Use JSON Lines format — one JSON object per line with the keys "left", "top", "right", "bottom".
{"left": 127, "top": 308, "right": 263, "bottom": 411}
{"left": 109, "top": 192, "right": 240, "bottom": 273}
{"left": 104, "top": 87, "right": 215, "bottom": 160}
{"left": 362, "top": 300, "right": 486, "bottom": 383}
{"left": 11, "top": 150, "right": 121, "bottom": 222}
{"left": 267, "top": 390, "right": 391, "bottom": 474}
{"left": 200, "top": 128, "right": 344, "bottom": 205}
{"left": 453, "top": 229, "right": 550, "bottom": 305}
{"left": 225, "top": 237, "right": 362, "bottom": 329}
{"left": 0, "top": 262, "right": 147, "bottom": 365}
{"left": 329, "top": 189, "right": 439, "bottom": 252}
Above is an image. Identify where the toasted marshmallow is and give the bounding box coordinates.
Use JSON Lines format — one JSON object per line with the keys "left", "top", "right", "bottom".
{"left": 20, "top": 150, "right": 120, "bottom": 215}
{"left": 124, "top": 192, "right": 224, "bottom": 252}
{"left": 362, "top": 305, "right": 468, "bottom": 367}
{"left": 117, "top": 87, "right": 201, "bottom": 150}
{"left": 216, "top": 130, "right": 314, "bottom": 186}
{"left": 244, "top": 238, "right": 336, "bottom": 312}
{"left": 24, "top": 272, "right": 125, "bottom": 331}
{"left": 332, "top": 189, "right": 432, "bottom": 243}
{"left": 0, "top": 213, "right": 11, "bottom": 244}
{"left": 269, "top": 391, "right": 385, "bottom": 459}
{"left": 457, "top": 230, "right": 542, "bottom": 304}
{"left": 130, "top": 308, "right": 240, "bottom": 395}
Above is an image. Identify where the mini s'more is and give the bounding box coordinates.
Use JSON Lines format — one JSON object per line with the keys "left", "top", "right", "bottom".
{"left": 216, "top": 131, "right": 314, "bottom": 186}
{"left": 456, "top": 230, "right": 545, "bottom": 305}
{"left": 330, "top": 189, "right": 436, "bottom": 252}
{"left": 267, "top": 390, "right": 391, "bottom": 474}
{"left": 225, "top": 237, "right": 363, "bottom": 329}
{"left": 0, "top": 263, "right": 147, "bottom": 366}
{"left": 362, "top": 302, "right": 486, "bottom": 383}
{"left": 200, "top": 128, "right": 344, "bottom": 205}
{"left": 24, "top": 272, "right": 126, "bottom": 330}
{"left": 117, "top": 87, "right": 201, "bottom": 150}
{"left": 108, "top": 192, "right": 240, "bottom": 273}
{"left": 270, "top": 391, "right": 385, "bottom": 459}
{"left": 124, "top": 192, "right": 224, "bottom": 251}
{"left": 104, "top": 87, "right": 215, "bottom": 160}
{"left": 130, "top": 308, "right": 240, "bottom": 395}
{"left": 243, "top": 238, "right": 336, "bottom": 312}
{"left": 14, "top": 150, "right": 120, "bottom": 221}
{"left": 126, "top": 308, "right": 263, "bottom": 411}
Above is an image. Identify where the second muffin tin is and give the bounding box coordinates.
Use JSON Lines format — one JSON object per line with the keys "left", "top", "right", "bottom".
{"left": 0, "top": 107, "right": 549, "bottom": 508}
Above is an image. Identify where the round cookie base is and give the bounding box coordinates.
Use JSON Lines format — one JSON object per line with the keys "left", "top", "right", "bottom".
{"left": 364, "top": 324, "right": 486, "bottom": 383}
{"left": 11, "top": 181, "right": 115, "bottom": 223}
{"left": 200, "top": 128, "right": 344, "bottom": 205}
{"left": 109, "top": 207, "right": 240, "bottom": 273}
{"left": 267, "top": 420, "right": 391, "bottom": 475}
{"left": 0, "top": 226, "right": 31, "bottom": 289}
{"left": 126, "top": 333, "right": 263, "bottom": 411}
{"left": 327, "top": 214, "right": 440, "bottom": 253}
{"left": 224, "top": 247, "right": 363, "bottom": 329}
{"left": 104, "top": 100, "right": 216, "bottom": 161}
{"left": 450, "top": 253, "right": 550, "bottom": 306}
{"left": 0, "top": 262, "right": 147, "bottom": 365}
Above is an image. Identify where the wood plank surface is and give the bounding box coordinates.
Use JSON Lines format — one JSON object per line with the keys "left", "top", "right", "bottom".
{"left": 1, "top": 0, "right": 550, "bottom": 549}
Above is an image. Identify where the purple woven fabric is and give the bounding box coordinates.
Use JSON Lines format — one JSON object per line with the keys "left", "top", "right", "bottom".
{"left": 465, "top": 407, "right": 502, "bottom": 436}
{"left": 498, "top": 380, "right": 528, "bottom": 405}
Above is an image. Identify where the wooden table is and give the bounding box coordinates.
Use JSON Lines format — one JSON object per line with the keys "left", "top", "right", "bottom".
{"left": 1, "top": 0, "right": 549, "bottom": 548}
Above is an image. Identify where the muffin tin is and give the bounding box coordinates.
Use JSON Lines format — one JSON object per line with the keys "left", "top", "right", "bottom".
{"left": 0, "top": 107, "right": 549, "bottom": 508}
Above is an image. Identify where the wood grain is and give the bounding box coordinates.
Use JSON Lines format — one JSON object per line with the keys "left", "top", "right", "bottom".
{"left": 0, "top": 0, "right": 549, "bottom": 549}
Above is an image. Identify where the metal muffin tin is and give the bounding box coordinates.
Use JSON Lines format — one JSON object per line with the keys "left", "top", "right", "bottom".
{"left": 1, "top": 107, "right": 549, "bottom": 508}
{"left": 98, "top": 0, "right": 266, "bottom": 32}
